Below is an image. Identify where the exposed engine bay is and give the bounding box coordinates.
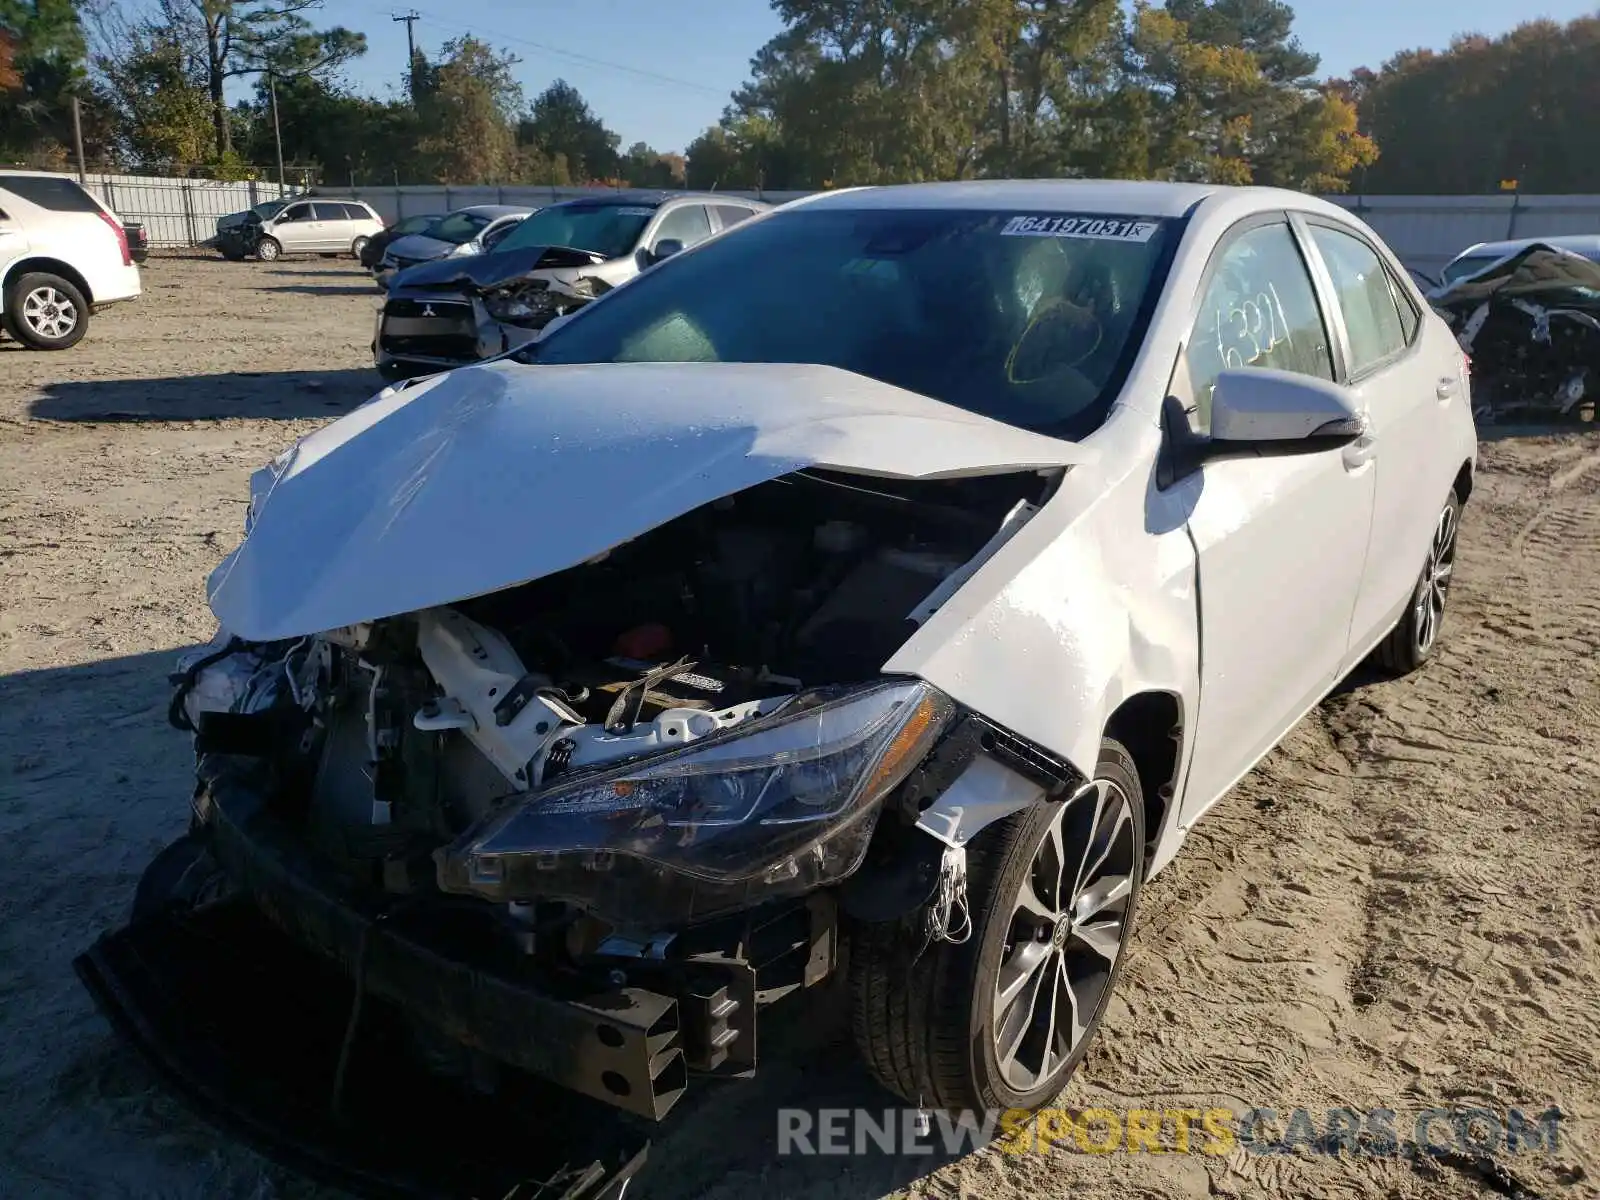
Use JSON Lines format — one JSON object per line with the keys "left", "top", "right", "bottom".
{"left": 177, "top": 468, "right": 1048, "bottom": 935}
{"left": 1429, "top": 243, "right": 1600, "bottom": 423}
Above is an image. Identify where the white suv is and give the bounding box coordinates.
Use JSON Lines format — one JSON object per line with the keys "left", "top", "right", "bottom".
{"left": 0, "top": 170, "right": 141, "bottom": 350}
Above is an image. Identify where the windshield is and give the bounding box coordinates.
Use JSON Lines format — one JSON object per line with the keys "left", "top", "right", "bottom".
{"left": 252, "top": 200, "right": 289, "bottom": 219}
{"left": 430, "top": 211, "right": 494, "bottom": 245}
{"left": 530, "top": 207, "right": 1179, "bottom": 436}
{"left": 394, "top": 213, "right": 440, "bottom": 235}
{"left": 1441, "top": 254, "right": 1506, "bottom": 285}
{"left": 494, "top": 202, "right": 655, "bottom": 259}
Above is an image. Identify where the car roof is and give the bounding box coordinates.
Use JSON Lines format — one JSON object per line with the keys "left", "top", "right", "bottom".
{"left": 1452, "top": 234, "right": 1600, "bottom": 262}
{"left": 546, "top": 191, "right": 768, "bottom": 210}
{"left": 452, "top": 204, "right": 536, "bottom": 217}
{"left": 793, "top": 178, "right": 1370, "bottom": 221}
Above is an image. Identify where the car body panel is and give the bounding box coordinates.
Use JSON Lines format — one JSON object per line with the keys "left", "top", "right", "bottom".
{"left": 208, "top": 360, "right": 1092, "bottom": 643}
{"left": 0, "top": 170, "right": 141, "bottom": 307}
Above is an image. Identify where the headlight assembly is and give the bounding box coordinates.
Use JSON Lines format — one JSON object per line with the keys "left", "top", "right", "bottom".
{"left": 436, "top": 679, "right": 954, "bottom": 918}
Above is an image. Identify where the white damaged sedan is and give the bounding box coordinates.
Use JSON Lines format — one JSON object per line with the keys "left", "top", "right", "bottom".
{"left": 98, "top": 181, "right": 1478, "bottom": 1166}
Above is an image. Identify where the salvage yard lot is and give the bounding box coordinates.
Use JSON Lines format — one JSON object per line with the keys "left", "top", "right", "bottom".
{"left": 1, "top": 255, "right": 1596, "bottom": 1200}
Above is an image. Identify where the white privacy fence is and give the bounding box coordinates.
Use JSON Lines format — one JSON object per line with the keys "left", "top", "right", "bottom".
{"left": 70, "top": 174, "right": 299, "bottom": 247}
{"left": 27, "top": 170, "right": 1600, "bottom": 269}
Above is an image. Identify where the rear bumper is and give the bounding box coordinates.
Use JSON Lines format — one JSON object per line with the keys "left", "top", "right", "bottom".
{"left": 75, "top": 901, "right": 648, "bottom": 1200}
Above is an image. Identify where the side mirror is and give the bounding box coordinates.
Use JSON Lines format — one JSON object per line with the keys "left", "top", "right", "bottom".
{"left": 1159, "top": 367, "right": 1367, "bottom": 488}
{"left": 1210, "top": 367, "right": 1365, "bottom": 443}
{"left": 651, "top": 238, "right": 684, "bottom": 264}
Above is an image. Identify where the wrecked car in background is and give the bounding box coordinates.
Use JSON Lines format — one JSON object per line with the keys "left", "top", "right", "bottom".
{"left": 373, "top": 191, "right": 768, "bottom": 380}
{"left": 77, "top": 180, "right": 1477, "bottom": 1199}
{"left": 1429, "top": 237, "right": 1600, "bottom": 422}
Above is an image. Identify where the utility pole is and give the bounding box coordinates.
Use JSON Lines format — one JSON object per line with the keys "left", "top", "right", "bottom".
{"left": 70, "top": 95, "right": 87, "bottom": 184}
{"left": 268, "top": 70, "right": 286, "bottom": 191}
{"left": 393, "top": 11, "right": 421, "bottom": 103}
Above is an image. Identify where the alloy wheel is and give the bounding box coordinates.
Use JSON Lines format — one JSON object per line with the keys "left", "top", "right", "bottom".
{"left": 992, "top": 778, "right": 1138, "bottom": 1093}
{"left": 22, "top": 286, "right": 78, "bottom": 340}
{"left": 1413, "top": 500, "right": 1458, "bottom": 657}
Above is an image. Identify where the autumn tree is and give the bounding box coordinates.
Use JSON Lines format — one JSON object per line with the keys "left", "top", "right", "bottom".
{"left": 414, "top": 37, "right": 521, "bottom": 184}
{"left": 0, "top": 0, "right": 93, "bottom": 163}
{"left": 97, "top": 29, "right": 213, "bottom": 166}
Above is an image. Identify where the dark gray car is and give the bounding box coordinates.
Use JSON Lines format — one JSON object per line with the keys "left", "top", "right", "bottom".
{"left": 372, "top": 192, "right": 769, "bottom": 379}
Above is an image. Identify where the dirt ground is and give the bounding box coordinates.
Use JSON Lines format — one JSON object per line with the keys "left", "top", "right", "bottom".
{"left": 0, "top": 255, "right": 1595, "bottom": 1200}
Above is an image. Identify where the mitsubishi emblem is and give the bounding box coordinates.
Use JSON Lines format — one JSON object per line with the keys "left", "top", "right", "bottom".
{"left": 420, "top": 304, "right": 435, "bottom": 318}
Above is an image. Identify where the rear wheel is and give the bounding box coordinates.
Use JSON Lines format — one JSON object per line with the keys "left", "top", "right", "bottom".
{"left": 850, "top": 738, "right": 1145, "bottom": 1112}
{"left": 256, "top": 236, "right": 282, "bottom": 262}
{"left": 4, "top": 272, "right": 89, "bottom": 350}
{"left": 1374, "top": 489, "right": 1462, "bottom": 675}
{"left": 351, "top": 235, "right": 370, "bottom": 259}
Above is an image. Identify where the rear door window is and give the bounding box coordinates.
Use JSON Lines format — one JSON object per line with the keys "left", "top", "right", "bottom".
{"left": 713, "top": 205, "right": 757, "bottom": 231}
{"left": 312, "top": 202, "right": 347, "bottom": 222}
{"left": 1307, "top": 224, "right": 1408, "bottom": 376}
{"left": 0, "top": 174, "right": 102, "bottom": 212}
{"left": 650, "top": 204, "right": 713, "bottom": 252}
{"left": 1186, "top": 221, "right": 1335, "bottom": 433}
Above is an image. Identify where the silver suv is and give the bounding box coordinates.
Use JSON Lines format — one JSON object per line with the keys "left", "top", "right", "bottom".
{"left": 373, "top": 192, "right": 768, "bottom": 379}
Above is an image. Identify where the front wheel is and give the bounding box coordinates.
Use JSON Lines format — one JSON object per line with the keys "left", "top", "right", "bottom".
{"left": 1373, "top": 489, "right": 1462, "bottom": 675}
{"left": 5, "top": 272, "right": 89, "bottom": 350}
{"left": 255, "top": 236, "right": 282, "bottom": 262}
{"left": 850, "top": 737, "right": 1146, "bottom": 1112}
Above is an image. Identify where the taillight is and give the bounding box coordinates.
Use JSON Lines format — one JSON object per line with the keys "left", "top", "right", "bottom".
{"left": 97, "top": 209, "right": 132, "bottom": 267}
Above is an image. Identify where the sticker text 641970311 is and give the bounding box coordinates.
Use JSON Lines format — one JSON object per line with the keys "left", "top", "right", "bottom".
{"left": 1001, "top": 215, "right": 1161, "bottom": 242}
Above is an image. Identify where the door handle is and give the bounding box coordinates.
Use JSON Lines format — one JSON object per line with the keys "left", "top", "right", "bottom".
{"left": 1436, "top": 377, "right": 1459, "bottom": 400}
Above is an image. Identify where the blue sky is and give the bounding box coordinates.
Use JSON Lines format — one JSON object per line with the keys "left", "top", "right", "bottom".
{"left": 313, "top": 0, "right": 1596, "bottom": 154}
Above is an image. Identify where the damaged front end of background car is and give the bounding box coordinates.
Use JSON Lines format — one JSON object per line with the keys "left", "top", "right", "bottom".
{"left": 376, "top": 245, "right": 624, "bottom": 376}
{"left": 1428, "top": 243, "right": 1600, "bottom": 423}
{"left": 74, "top": 360, "right": 1094, "bottom": 1199}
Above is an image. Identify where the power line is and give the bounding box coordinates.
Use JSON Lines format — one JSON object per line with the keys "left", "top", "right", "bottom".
{"left": 392, "top": 10, "right": 421, "bottom": 104}
{"left": 394, "top": 5, "right": 727, "bottom": 96}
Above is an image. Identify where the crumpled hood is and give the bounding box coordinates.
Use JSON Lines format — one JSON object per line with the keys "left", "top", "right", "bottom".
{"left": 209, "top": 361, "right": 1090, "bottom": 641}
{"left": 1430, "top": 243, "right": 1600, "bottom": 309}
{"left": 392, "top": 245, "right": 609, "bottom": 292}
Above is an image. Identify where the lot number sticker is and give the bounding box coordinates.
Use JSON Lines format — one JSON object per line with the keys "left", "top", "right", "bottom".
{"left": 1002, "top": 215, "right": 1160, "bottom": 242}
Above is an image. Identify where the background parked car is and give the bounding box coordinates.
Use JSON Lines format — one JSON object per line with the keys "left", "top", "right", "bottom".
{"left": 219, "top": 198, "right": 385, "bottom": 262}
{"left": 124, "top": 222, "right": 150, "bottom": 264}
{"left": 359, "top": 212, "right": 444, "bottom": 270}
{"left": 215, "top": 197, "right": 295, "bottom": 238}
{"left": 0, "top": 169, "right": 140, "bottom": 350}
{"left": 374, "top": 192, "right": 766, "bottom": 378}
{"left": 373, "top": 205, "right": 535, "bottom": 288}
{"left": 1437, "top": 233, "right": 1600, "bottom": 287}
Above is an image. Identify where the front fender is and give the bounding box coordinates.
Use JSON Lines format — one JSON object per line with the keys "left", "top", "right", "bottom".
{"left": 884, "top": 417, "right": 1199, "bottom": 791}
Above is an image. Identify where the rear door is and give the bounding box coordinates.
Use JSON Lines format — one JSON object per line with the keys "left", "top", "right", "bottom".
{"left": 1176, "top": 216, "right": 1378, "bottom": 821}
{"left": 1296, "top": 215, "right": 1466, "bottom": 662}
{"left": 0, "top": 185, "right": 29, "bottom": 274}
{"left": 312, "top": 203, "right": 353, "bottom": 251}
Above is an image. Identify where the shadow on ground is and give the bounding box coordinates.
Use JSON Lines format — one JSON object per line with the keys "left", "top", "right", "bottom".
{"left": 260, "top": 284, "right": 380, "bottom": 297}
{"left": 27, "top": 368, "right": 383, "bottom": 422}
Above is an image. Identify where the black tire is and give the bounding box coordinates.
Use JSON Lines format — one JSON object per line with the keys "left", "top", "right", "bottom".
{"left": 131, "top": 834, "right": 231, "bottom": 922}
{"left": 1374, "top": 488, "right": 1462, "bottom": 675}
{"left": 256, "top": 236, "right": 283, "bottom": 262}
{"left": 351, "top": 236, "right": 370, "bottom": 259}
{"left": 850, "top": 737, "right": 1146, "bottom": 1113}
{"left": 4, "top": 271, "right": 89, "bottom": 350}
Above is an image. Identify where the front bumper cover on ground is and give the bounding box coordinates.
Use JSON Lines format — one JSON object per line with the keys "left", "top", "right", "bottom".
{"left": 74, "top": 900, "right": 649, "bottom": 1200}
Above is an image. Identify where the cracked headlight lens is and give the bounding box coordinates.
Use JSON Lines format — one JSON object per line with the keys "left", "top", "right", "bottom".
{"left": 483, "top": 285, "right": 557, "bottom": 326}
{"left": 437, "top": 679, "right": 953, "bottom": 910}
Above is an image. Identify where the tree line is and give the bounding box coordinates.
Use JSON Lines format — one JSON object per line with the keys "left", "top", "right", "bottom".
{"left": 0, "top": 1, "right": 1595, "bottom": 195}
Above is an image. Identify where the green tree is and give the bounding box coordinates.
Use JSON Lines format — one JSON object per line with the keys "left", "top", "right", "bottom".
{"left": 414, "top": 36, "right": 520, "bottom": 184}
{"left": 519, "top": 80, "right": 620, "bottom": 183}
{"left": 150, "top": 0, "right": 365, "bottom": 159}
{"left": 97, "top": 29, "right": 212, "bottom": 166}
{"left": 0, "top": 0, "right": 91, "bottom": 162}
{"left": 622, "top": 140, "right": 684, "bottom": 188}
